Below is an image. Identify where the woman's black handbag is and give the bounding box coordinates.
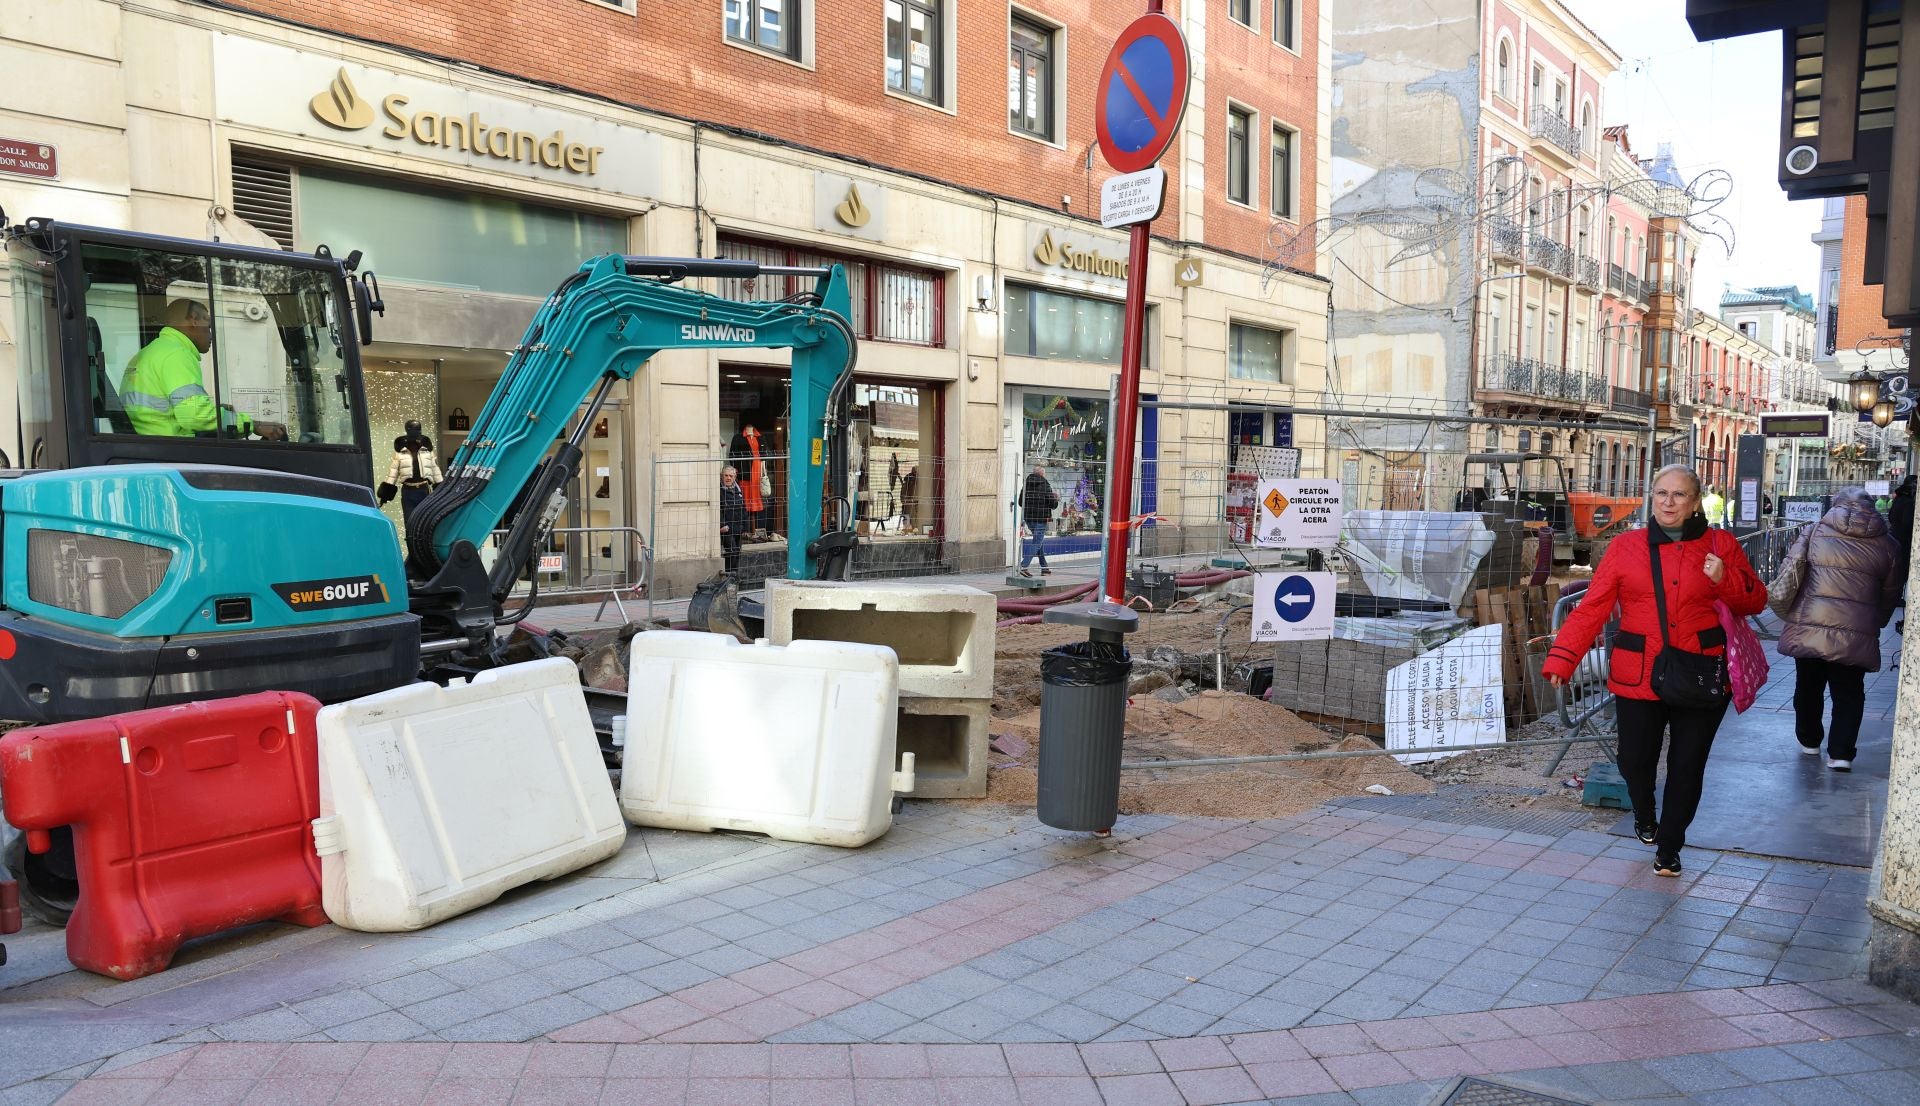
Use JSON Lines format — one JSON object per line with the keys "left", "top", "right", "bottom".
{"left": 1648, "top": 538, "right": 1730, "bottom": 710}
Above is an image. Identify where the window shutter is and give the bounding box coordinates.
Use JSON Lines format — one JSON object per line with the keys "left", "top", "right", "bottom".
{"left": 231, "top": 156, "right": 296, "bottom": 251}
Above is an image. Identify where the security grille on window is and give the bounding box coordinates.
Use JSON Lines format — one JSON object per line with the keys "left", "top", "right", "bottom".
{"left": 1273, "top": 0, "right": 1296, "bottom": 49}
{"left": 1009, "top": 16, "right": 1055, "bottom": 140}
{"left": 1270, "top": 125, "right": 1295, "bottom": 219}
{"left": 714, "top": 235, "right": 943, "bottom": 347}
{"left": 726, "top": 0, "right": 798, "bottom": 59}
{"left": 1229, "top": 322, "right": 1287, "bottom": 382}
{"left": 886, "top": 0, "right": 942, "bottom": 104}
{"left": 1227, "top": 107, "right": 1253, "bottom": 205}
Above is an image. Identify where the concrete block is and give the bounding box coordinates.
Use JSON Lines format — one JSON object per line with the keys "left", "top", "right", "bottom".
{"left": 767, "top": 579, "right": 996, "bottom": 700}
{"left": 898, "top": 695, "right": 990, "bottom": 799}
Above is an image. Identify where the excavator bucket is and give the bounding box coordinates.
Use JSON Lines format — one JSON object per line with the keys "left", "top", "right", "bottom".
{"left": 687, "top": 572, "right": 753, "bottom": 642}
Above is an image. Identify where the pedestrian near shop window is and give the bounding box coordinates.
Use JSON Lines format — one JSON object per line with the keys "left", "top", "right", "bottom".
{"left": 719, "top": 466, "right": 747, "bottom": 575}
{"left": 1769, "top": 489, "right": 1901, "bottom": 771}
{"left": 1542, "top": 464, "right": 1767, "bottom": 876}
{"left": 1017, "top": 465, "right": 1059, "bottom": 576}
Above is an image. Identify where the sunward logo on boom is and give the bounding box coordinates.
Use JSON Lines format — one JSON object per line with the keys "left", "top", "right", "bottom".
{"left": 680, "top": 324, "right": 757, "bottom": 342}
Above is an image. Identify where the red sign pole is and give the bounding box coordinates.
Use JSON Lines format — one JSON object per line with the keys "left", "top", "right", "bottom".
{"left": 1102, "top": 223, "right": 1152, "bottom": 603}
{"left": 1100, "top": 0, "right": 1168, "bottom": 604}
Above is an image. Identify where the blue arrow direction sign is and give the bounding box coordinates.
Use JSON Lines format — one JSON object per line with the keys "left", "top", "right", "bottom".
{"left": 1273, "top": 574, "right": 1316, "bottom": 624}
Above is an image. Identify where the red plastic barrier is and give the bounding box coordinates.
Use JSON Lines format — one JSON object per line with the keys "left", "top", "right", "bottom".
{"left": 0, "top": 692, "right": 327, "bottom": 979}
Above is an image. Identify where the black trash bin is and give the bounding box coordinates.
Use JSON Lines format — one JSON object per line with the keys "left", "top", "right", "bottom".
{"left": 1036, "top": 602, "right": 1140, "bottom": 833}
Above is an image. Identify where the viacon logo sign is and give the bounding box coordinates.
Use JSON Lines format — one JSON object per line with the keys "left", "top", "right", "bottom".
{"left": 310, "top": 69, "right": 374, "bottom": 130}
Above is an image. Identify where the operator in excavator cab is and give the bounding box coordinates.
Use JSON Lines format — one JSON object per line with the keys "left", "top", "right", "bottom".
{"left": 122, "top": 298, "right": 286, "bottom": 441}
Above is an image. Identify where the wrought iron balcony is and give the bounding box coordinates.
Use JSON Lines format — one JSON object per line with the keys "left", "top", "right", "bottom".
{"left": 1488, "top": 216, "right": 1524, "bottom": 259}
{"left": 1624, "top": 272, "right": 1644, "bottom": 303}
{"left": 1528, "top": 104, "right": 1585, "bottom": 159}
{"left": 1587, "top": 373, "right": 1611, "bottom": 403}
{"left": 1479, "top": 353, "right": 1592, "bottom": 404}
{"left": 1576, "top": 254, "right": 1602, "bottom": 289}
{"left": 1611, "top": 385, "right": 1654, "bottom": 415}
{"left": 1528, "top": 234, "right": 1574, "bottom": 279}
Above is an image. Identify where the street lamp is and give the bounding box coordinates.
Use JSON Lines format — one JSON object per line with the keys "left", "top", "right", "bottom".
{"left": 1850, "top": 369, "right": 1881, "bottom": 412}
{"left": 1872, "top": 399, "right": 1897, "bottom": 427}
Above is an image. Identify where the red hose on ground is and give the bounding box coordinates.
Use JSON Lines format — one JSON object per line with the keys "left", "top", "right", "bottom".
{"left": 995, "top": 614, "right": 1046, "bottom": 627}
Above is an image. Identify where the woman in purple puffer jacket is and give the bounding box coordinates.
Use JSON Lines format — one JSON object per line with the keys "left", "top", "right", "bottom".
{"left": 1772, "top": 488, "right": 1903, "bottom": 771}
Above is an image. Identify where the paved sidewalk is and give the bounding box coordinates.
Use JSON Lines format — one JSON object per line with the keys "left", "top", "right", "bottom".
{"left": 9, "top": 797, "right": 1916, "bottom": 1105}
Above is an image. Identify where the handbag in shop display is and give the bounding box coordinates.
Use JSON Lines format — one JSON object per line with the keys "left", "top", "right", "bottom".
{"left": 447, "top": 408, "right": 470, "bottom": 432}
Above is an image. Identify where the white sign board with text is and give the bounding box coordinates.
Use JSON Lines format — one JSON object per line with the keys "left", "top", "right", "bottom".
{"left": 1251, "top": 572, "right": 1335, "bottom": 643}
{"left": 1101, "top": 167, "right": 1167, "bottom": 228}
{"left": 1868, "top": 480, "right": 1891, "bottom": 497}
{"left": 1385, "top": 624, "right": 1506, "bottom": 764}
{"left": 1785, "top": 500, "right": 1825, "bottom": 523}
{"left": 1255, "top": 479, "right": 1343, "bottom": 548}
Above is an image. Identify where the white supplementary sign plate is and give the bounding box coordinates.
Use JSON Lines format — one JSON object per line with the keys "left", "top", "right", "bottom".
{"left": 1255, "top": 479, "right": 1343, "bottom": 548}
{"left": 1101, "top": 167, "right": 1167, "bottom": 229}
{"left": 1251, "top": 571, "right": 1335, "bottom": 643}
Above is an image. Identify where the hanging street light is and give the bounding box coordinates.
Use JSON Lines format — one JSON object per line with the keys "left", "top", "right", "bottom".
{"left": 1850, "top": 369, "right": 1882, "bottom": 413}
{"left": 1872, "top": 399, "right": 1897, "bottom": 428}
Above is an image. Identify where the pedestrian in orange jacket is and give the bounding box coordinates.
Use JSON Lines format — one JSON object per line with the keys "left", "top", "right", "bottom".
{"left": 1542, "top": 464, "right": 1767, "bottom": 876}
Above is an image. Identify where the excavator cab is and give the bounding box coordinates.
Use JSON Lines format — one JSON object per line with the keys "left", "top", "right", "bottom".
{"left": 3, "top": 217, "right": 380, "bottom": 486}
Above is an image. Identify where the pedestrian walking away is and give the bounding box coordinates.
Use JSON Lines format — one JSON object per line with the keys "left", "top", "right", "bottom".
{"left": 1542, "top": 464, "right": 1767, "bottom": 877}
{"left": 1889, "top": 474, "right": 1915, "bottom": 631}
{"left": 1769, "top": 488, "right": 1901, "bottom": 771}
{"left": 1017, "top": 464, "right": 1059, "bottom": 576}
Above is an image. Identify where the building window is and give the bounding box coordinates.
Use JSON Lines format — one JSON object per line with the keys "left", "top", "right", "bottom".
{"left": 886, "top": 0, "right": 942, "bottom": 104}
{"left": 1531, "top": 64, "right": 1542, "bottom": 108}
{"left": 725, "top": 0, "right": 799, "bottom": 59}
{"left": 716, "top": 234, "right": 944, "bottom": 347}
{"left": 1229, "top": 321, "right": 1288, "bottom": 382}
{"left": 1004, "top": 283, "right": 1149, "bottom": 366}
{"left": 1227, "top": 106, "right": 1253, "bottom": 205}
{"left": 1273, "top": 0, "right": 1297, "bottom": 48}
{"left": 1497, "top": 40, "right": 1512, "bottom": 99}
{"left": 1554, "top": 80, "right": 1566, "bottom": 116}
{"left": 1009, "top": 15, "right": 1055, "bottom": 141}
{"left": 1270, "top": 124, "right": 1296, "bottom": 219}
{"left": 1580, "top": 102, "right": 1594, "bottom": 152}
{"left": 1230, "top": 0, "right": 1254, "bottom": 28}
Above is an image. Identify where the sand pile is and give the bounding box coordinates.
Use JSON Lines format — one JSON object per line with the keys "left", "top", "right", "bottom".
{"left": 986, "top": 614, "right": 1431, "bottom": 819}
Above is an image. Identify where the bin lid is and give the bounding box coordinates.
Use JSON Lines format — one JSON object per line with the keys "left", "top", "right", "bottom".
{"left": 1042, "top": 602, "right": 1141, "bottom": 634}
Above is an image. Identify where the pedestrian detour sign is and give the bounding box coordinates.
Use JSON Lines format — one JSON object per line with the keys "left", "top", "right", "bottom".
{"left": 1254, "top": 479, "right": 1342, "bottom": 548}
{"left": 1253, "top": 571, "right": 1335, "bottom": 643}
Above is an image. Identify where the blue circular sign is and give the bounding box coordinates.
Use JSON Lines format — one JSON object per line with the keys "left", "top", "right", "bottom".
{"left": 1272, "top": 575, "right": 1315, "bottom": 624}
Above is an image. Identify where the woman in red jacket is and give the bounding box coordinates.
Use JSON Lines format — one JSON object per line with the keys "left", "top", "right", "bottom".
{"left": 1542, "top": 464, "right": 1767, "bottom": 876}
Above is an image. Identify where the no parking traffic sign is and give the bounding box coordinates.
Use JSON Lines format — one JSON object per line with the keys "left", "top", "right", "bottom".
{"left": 1095, "top": 14, "right": 1190, "bottom": 174}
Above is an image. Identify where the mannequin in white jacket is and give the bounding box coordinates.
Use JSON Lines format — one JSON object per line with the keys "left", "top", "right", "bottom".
{"left": 378, "top": 420, "right": 443, "bottom": 523}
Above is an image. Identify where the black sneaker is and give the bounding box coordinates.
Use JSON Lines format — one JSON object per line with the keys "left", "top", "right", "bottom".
{"left": 1654, "top": 854, "right": 1682, "bottom": 877}
{"left": 1635, "top": 822, "right": 1659, "bottom": 846}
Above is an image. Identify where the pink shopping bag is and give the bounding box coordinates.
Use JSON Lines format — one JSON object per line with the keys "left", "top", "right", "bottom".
{"left": 1716, "top": 599, "right": 1769, "bottom": 713}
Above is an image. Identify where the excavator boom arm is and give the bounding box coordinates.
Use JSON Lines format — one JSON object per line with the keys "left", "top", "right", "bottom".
{"left": 405, "top": 254, "right": 855, "bottom": 617}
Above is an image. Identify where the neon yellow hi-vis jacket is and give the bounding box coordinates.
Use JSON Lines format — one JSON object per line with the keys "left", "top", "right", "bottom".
{"left": 120, "top": 327, "right": 252, "bottom": 437}
{"left": 1701, "top": 492, "right": 1726, "bottom": 526}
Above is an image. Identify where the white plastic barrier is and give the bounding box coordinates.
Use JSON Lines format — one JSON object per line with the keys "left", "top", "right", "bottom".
{"left": 621, "top": 633, "right": 915, "bottom": 847}
{"left": 312, "top": 659, "right": 626, "bottom": 932}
